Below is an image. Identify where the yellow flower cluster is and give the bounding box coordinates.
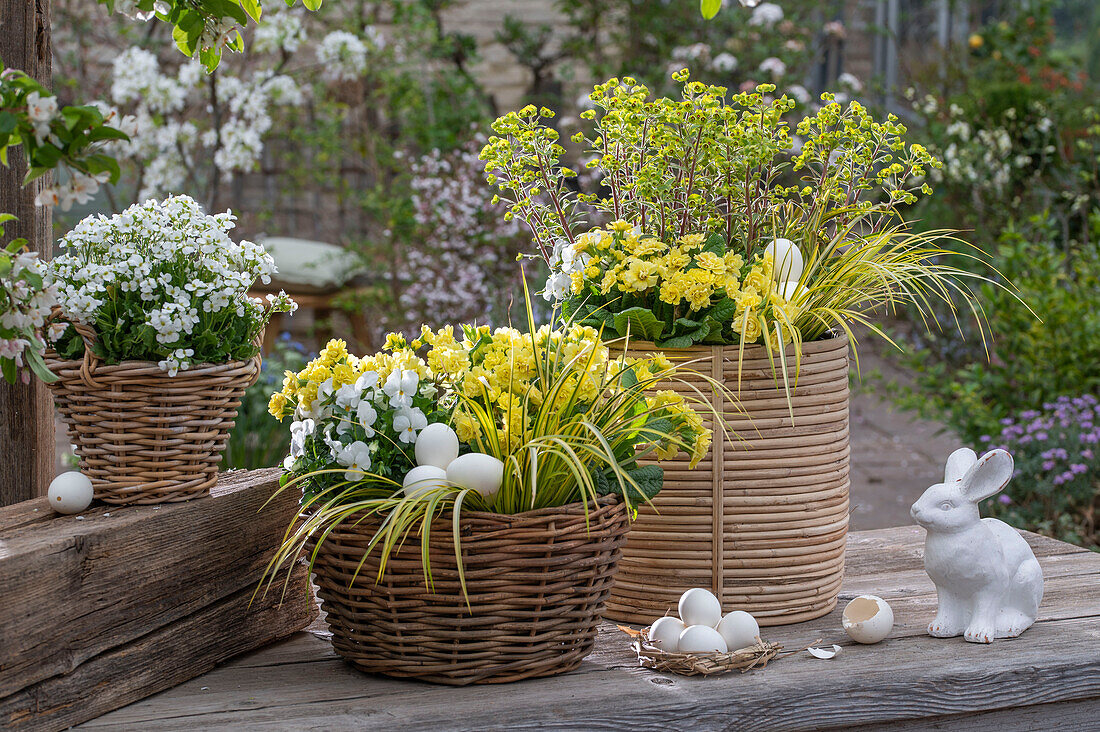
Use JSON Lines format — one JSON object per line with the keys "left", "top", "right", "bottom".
{"left": 419, "top": 323, "right": 610, "bottom": 450}
{"left": 565, "top": 222, "right": 804, "bottom": 346}
{"left": 268, "top": 338, "right": 428, "bottom": 420}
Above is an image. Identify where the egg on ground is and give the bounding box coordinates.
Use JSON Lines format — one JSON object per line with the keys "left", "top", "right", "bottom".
{"left": 843, "top": 594, "right": 894, "bottom": 644}
{"left": 48, "top": 471, "right": 94, "bottom": 515}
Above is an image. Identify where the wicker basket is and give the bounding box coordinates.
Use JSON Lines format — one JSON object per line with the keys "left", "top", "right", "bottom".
{"left": 308, "top": 495, "right": 630, "bottom": 685}
{"left": 606, "top": 334, "right": 850, "bottom": 626}
{"left": 45, "top": 321, "right": 261, "bottom": 505}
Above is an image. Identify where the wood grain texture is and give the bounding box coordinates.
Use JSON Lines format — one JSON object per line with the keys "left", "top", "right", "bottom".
{"left": 75, "top": 527, "right": 1100, "bottom": 731}
{"left": 0, "top": 0, "right": 54, "bottom": 506}
{"left": 0, "top": 467, "right": 315, "bottom": 730}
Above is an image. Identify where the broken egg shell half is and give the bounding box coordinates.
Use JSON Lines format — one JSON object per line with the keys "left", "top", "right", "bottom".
{"left": 843, "top": 594, "right": 894, "bottom": 644}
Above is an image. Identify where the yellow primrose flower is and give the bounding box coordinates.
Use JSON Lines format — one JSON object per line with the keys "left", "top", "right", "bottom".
{"left": 453, "top": 410, "right": 481, "bottom": 443}
{"left": 695, "top": 251, "right": 726, "bottom": 273}
{"left": 678, "top": 233, "right": 706, "bottom": 250}
{"left": 620, "top": 259, "right": 659, "bottom": 291}
{"left": 733, "top": 309, "right": 763, "bottom": 342}
{"left": 723, "top": 252, "right": 744, "bottom": 272}
{"left": 609, "top": 219, "right": 633, "bottom": 233}
{"left": 268, "top": 392, "right": 288, "bottom": 419}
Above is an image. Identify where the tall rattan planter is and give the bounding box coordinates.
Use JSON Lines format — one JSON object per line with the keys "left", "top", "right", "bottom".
{"left": 308, "top": 495, "right": 630, "bottom": 686}
{"left": 606, "top": 334, "right": 850, "bottom": 626}
{"left": 45, "top": 322, "right": 261, "bottom": 505}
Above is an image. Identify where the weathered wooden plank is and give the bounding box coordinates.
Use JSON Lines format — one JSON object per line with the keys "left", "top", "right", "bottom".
{"left": 3, "top": 564, "right": 313, "bottom": 732}
{"left": 72, "top": 527, "right": 1100, "bottom": 732}
{"left": 76, "top": 616, "right": 1100, "bottom": 731}
{"left": 826, "top": 696, "right": 1100, "bottom": 731}
{"left": 0, "top": 0, "right": 55, "bottom": 506}
{"left": 0, "top": 468, "right": 306, "bottom": 706}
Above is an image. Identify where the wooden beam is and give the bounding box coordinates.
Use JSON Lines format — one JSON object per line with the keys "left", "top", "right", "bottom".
{"left": 0, "top": 0, "right": 55, "bottom": 506}
{"left": 0, "top": 467, "right": 316, "bottom": 731}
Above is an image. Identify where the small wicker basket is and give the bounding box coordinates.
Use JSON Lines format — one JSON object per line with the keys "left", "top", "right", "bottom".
{"left": 45, "top": 320, "right": 261, "bottom": 505}
{"left": 307, "top": 495, "right": 631, "bottom": 686}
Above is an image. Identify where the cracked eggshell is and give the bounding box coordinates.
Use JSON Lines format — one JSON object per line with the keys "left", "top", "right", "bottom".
{"left": 843, "top": 594, "right": 894, "bottom": 644}
{"left": 648, "top": 616, "right": 686, "bottom": 652}
{"left": 415, "top": 423, "right": 460, "bottom": 469}
{"left": 716, "top": 610, "right": 759, "bottom": 651}
{"left": 678, "top": 624, "right": 728, "bottom": 654}
{"left": 678, "top": 587, "right": 722, "bottom": 627}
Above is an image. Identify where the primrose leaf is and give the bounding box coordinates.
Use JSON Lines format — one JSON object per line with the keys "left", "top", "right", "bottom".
{"left": 613, "top": 307, "right": 664, "bottom": 342}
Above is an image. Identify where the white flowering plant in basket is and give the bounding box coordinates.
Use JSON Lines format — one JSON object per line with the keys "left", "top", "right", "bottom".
{"left": 47, "top": 194, "right": 296, "bottom": 375}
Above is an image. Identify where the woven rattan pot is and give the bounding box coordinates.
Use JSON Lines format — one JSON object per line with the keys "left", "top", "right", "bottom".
{"left": 606, "top": 334, "right": 850, "bottom": 626}
{"left": 45, "top": 321, "right": 261, "bottom": 505}
{"left": 308, "top": 495, "right": 630, "bottom": 685}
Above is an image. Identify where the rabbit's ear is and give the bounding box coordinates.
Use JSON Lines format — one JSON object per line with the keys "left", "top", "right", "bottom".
{"left": 944, "top": 447, "right": 978, "bottom": 483}
{"left": 961, "top": 449, "right": 1014, "bottom": 503}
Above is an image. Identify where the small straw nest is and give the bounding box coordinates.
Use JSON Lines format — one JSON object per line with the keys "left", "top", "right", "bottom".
{"left": 620, "top": 625, "right": 782, "bottom": 677}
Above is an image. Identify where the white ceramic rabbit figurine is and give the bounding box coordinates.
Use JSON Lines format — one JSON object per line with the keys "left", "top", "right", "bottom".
{"left": 910, "top": 447, "right": 1043, "bottom": 644}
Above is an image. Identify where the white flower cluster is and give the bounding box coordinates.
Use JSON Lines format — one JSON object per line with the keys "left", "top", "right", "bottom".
{"left": 748, "top": 2, "right": 784, "bottom": 28}
{"left": 317, "top": 30, "right": 370, "bottom": 82}
{"left": 103, "top": 46, "right": 303, "bottom": 199}
{"left": 22, "top": 90, "right": 116, "bottom": 211}
{"left": 48, "top": 195, "right": 290, "bottom": 375}
{"left": 287, "top": 367, "right": 434, "bottom": 479}
{"left": 0, "top": 247, "right": 57, "bottom": 382}
{"left": 544, "top": 229, "right": 603, "bottom": 303}
{"left": 403, "top": 141, "right": 524, "bottom": 325}
{"left": 253, "top": 10, "right": 307, "bottom": 54}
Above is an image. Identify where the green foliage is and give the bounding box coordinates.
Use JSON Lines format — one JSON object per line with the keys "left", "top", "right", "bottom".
{"left": 0, "top": 65, "right": 125, "bottom": 189}
{"left": 900, "top": 221, "right": 1100, "bottom": 445}
{"left": 97, "top": 0, "right": 321, "bottom": 70}
{"left": 223, "top": 335, "right": 308, "bottom": 470}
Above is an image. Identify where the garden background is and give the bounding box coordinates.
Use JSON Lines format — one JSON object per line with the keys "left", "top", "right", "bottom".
{"left": 46, "top": 0, "right": 1100, "bottom": 548}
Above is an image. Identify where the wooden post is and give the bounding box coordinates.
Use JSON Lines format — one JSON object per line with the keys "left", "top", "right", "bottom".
{"left": 0, "top": 0, "right": 54, "bottom": 505}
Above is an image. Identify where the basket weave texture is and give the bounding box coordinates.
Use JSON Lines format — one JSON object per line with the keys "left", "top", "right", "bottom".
{"left": 45, "top": 321, "right": 260, "bottom": 505}
{"left": 308, "top": 495, "right": 630, "bottom": 685}
{"left": 607, "top": 334, "right": 850, "bottom": 626}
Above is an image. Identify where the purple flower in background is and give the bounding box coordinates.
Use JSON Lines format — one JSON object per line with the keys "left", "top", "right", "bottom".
{"left": 980, "top": 434, "right": 991, "bottom": 442}
{"left": 998, "top": 494, "right": 1012, "bottom": 505}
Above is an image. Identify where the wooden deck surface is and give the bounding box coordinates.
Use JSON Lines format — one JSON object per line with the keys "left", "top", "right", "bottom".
{"left": 77, "top": 526, "right": 1100, "bottom": 731}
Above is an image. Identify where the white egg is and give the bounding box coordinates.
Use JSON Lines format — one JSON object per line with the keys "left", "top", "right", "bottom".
{"left": 402, "top": 465, "right": 449, "bottom": 498}
{"left": 716, "top": 610, "right": 760, "bottom": 651}
{"left": 48, "top": 471, "right": 93, "bottom": 515}
{"left": 648, "top": 616, "right": 685, "bottom": 652}
{"left": 414, "top": 423, "right": 460, "bottom": 469}
{"left": 678, "top": 587, "right": 722, "bottom": 627}
{"left": 843, "top": 594, "right": 894, "bottom": 644}
{"left": 778, "top": 280, "right": 801, "bottom": 301}
{"left": 764, "top": 238, "right": 804, "bottom": 282}
{"left": 446, "top": 453, "right": 504, "bottom": 499}
{"left": 677, "top": 624, "right": 728, "bottom": 654}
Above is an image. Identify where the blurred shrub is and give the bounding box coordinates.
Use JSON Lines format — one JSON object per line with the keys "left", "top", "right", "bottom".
{"left": 223, "top": 334, "right": 308, "bottom": 470}
{"left": 899, "top": 218, "right": 1100, "bottom": 444}
{"left": 981, "top": 395, "right": 1099, "bottom": 549}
